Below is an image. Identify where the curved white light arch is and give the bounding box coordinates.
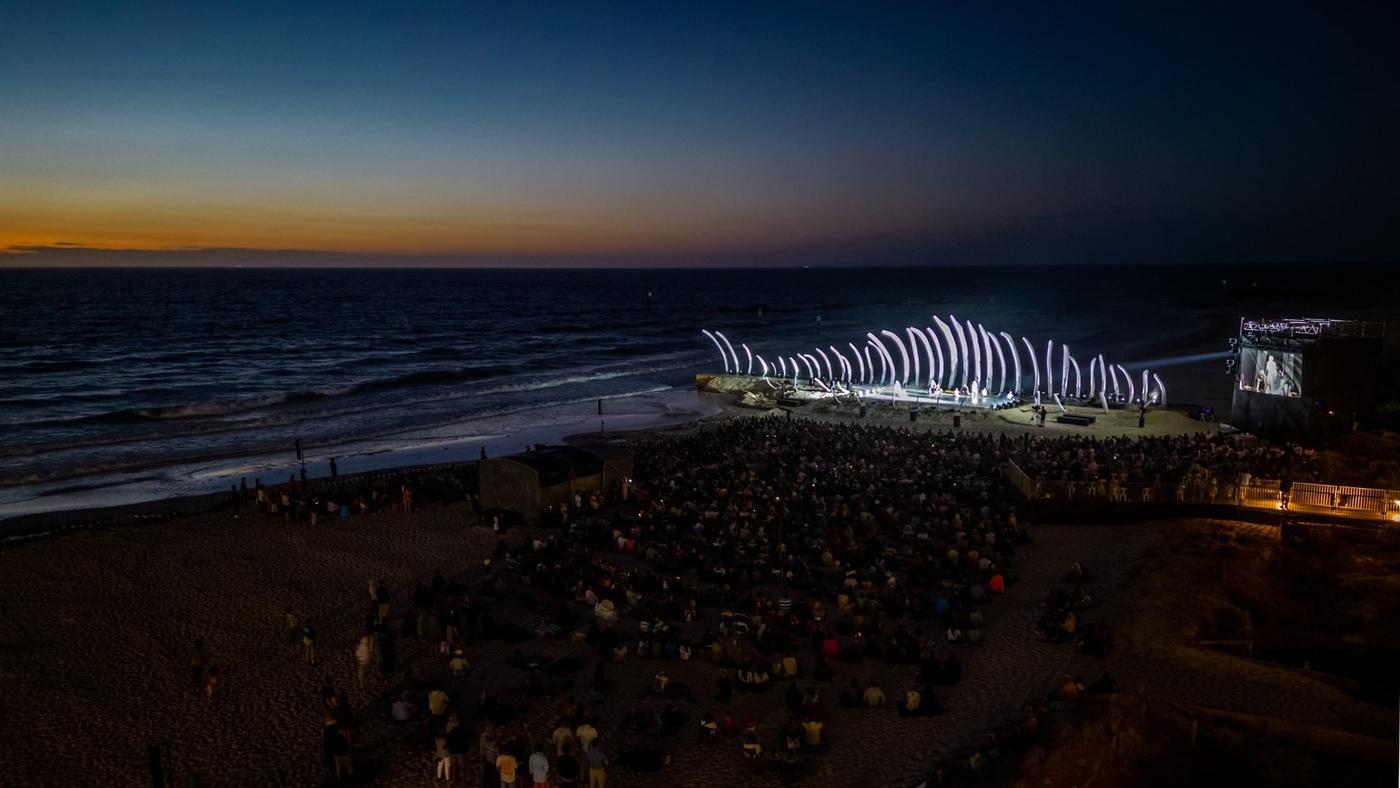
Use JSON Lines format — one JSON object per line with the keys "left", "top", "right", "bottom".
{"left": 1061, "top": 345, "right": 1070, "bottom": 398}
{"left": 1088, "top": 356, "right": 1098, "bottom": 399}
{"left": 863, "top": 346, "right": 875, "bottom": 384}
{"left": 755, "top": 354, "right": 770, "bottom": 378}
{"left": 804, "top": 353, "right": 822, "bottom": 381}
{"left": 905, "top": 328, "right": 924, "bottom": 385}
{"left": 932, "top": 316, "right": 957, "bottom": 389}
{"left": 868, "top": 338, "right": 890, "bottom": 389}
{"left": 979, "top": 324, "right": 994, "bottom": 394}
{"left": 1069, "top": 354, "right": 1082, "bottom": 397}
{"left": 777, "top": 356, "right": 786, "bottom": 378}
{"left": 848, "top": 342, "right": 865, "bottom": 383}
{"left": 1000, "top": 332, "right": 1020, "bottom": 394}
{"left": 742, "top": 343, "right": 754, "bottom": 375}
{"left": 867, "top": 333, "right": 895, "bottom": 386}
{"left": 925, "top": 328, "right": 945, "bottom": 388}
{"left": 990, "top": 328, "right": 1007, "bottom": 394}
{"left": 965, "top": 320, "right": 981, "bottom": 391}
{"left": 715, "top": 331, "right": 741, "bottom": 375}
{"left": 701, "top": 330, "right": 730, "bottom": 373}
{"left": 950, "top": 317, "right": 970, "bottom": 388}
{"left": 1022, "top": 336, "right": 1040, "bottom": 396}
{"left": 881, "top": 330, "right": 911, "bottom": 385}
{"left": 798, "top": 354, "right": 815, "bottom": 380}
{"left": 1106, "top": 358, "right": 1121, "bottom": 398}
{"left": 788, "top": 356, "right": 800, "bottom": 383}
{"left": 866, "top": 340, "right": 886, "bottom": 384}
{"left": 815, "top": 347, "right": 833, "bottom": 380}
{"left": 909, "top": 328, "right": 934, "bottom": 388}
{"left": 1153, "top": 373, "right": 1167, "bottom": 406}
{"left": 1044, "top": 340, "right": 1055, "bottom": 398}
{"left": 1119, "top": 365, "right": 1135, "bottom": 403}
{"left": 830, "top": 346, "right": 851, "bottom": 382}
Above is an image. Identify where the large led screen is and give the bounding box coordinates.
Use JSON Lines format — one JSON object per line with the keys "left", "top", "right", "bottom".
{"left": 1238, "top": 349, "right": 1303, "bottom": 398}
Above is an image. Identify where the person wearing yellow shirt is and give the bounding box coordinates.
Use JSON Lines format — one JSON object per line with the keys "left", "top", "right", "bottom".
{"left": 801, "top": 719, "right": 823, "bottom": 747}
{"left": 496, "top": 752, "right": 519, "bottom": 788}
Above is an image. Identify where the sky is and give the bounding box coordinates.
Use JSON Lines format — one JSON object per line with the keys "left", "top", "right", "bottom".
{"left": 2, "top": 1, "right": 1397, "bottom": 267}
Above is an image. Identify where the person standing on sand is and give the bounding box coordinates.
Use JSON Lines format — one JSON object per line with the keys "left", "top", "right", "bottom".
{"left": 479, "top": 723, "right": 501, "bottom": 788}
{"left": 285, "top": 607, "right": 300, "bottom": 651}
{"left": 321, "top": 676, "right": 338, "bottom": 716}
{"left": 302, "top": 620, "right": 319, "bottom": 666}
{"left": 331, "top": 722, "right": 354, "bottom": 783}
{"left": 434, "top": 731, "right": 454, "bottom": 787}
{"left": 321, "top": 720, "right": 339, "bottom": 779}
{"left": 255, "top": 478, "right": 266, "bottom": 515}
{"left": 189, "top": 639, "right": 207, "bottom": 689}
{"left": 556, "top": 744, "right": 579, "bottom": 788}
{"left": 529, "top": 743, "right": 550, "bottom": 788}
{"left": 376, "top": 583, "right": 391, "bottom": 625}
{"left": 378, "top": 624, "right": 397, "bottom": 676}
{"left": 354, "top": 634, "right": 373, "bottom": 689}
{"left": 495, "top": 748, "right": 519, "bottom": 788}
{"left": 585, "top": 742, "right": 607, "bottom": 788}
{"left": 203, "top": 666, "right": 220, "bottom": 700}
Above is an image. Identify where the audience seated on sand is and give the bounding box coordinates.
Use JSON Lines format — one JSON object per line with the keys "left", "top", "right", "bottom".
{"left": 863, "top": 680, "right": 887, "bottom": 707}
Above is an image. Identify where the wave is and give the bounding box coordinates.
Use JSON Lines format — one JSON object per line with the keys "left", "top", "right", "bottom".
{"left": 0, "top": 383, "right": 680, "bottom": 489}
{"left": 413, "top": 346, "right": 462, "bottom": 359}
{"left": 14, "top": 364, "right": 519, "bottom": 430}
{"left": 349, "top": 366, "right": 505, "bottom": 393}
{"left": 1, "top": 358, "right": 100, "bottom": 374}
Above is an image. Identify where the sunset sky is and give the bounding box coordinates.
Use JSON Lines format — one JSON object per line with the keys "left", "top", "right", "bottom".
{"left": 2, "top": 2, "right": 1396, "bottom": 266}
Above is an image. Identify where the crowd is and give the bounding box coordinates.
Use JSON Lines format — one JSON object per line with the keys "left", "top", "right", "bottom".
{"left": 1013, "top": 431, "right": 1319, "bottom": 487}
{"left": 181, "top": 414, "right": 1329, "bottom": 786}
{"left": 225, "top": 465, "right": 478, "bottom": 525}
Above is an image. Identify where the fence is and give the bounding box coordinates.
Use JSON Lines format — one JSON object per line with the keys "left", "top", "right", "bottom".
{"left": 1003, "top": 460, "right": 1400, "bottom": 523}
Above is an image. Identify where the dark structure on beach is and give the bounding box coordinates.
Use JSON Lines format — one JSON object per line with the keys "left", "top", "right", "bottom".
{"left": 479, "top": 444, "right": 633, "bottom": 524}
{"left": 1229, "top": 317, "right": 1385, "bottom": 439}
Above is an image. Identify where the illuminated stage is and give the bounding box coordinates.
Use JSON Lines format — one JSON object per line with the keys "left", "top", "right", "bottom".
{"left": 698, "top": 314, "right": 1167, "bottom": 411}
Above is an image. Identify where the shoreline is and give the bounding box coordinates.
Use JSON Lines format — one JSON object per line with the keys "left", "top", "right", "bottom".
{"left": 0, "top": 387, "right": 726, "bottom": 530}
{"left": 1, "top": 388, "right": 1222, "bottom": 544}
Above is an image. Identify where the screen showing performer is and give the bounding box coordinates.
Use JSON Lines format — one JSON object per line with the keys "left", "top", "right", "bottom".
{"left": 1238, "top": 349, "right": 1303, "bottom": 398}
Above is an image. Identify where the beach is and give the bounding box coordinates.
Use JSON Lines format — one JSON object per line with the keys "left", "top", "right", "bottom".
{"left": 7, "top": 481, "right": 1390, "bottom": 786}
{"left": 5, "top": 402, "right": 1371, "bottom": 788}
{"left": 0, "top": 480, "right": 1153, "bottom": 787}
{"left": 0, "top": 393, "right": 1219, "bottom": 543}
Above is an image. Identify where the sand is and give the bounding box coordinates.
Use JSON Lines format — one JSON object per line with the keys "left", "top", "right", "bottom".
{"left": 1, "top": 497, "right": 1161, "bottom": 787}
{"left": 2, "top": 402, "right": 1346, "bottom": 788}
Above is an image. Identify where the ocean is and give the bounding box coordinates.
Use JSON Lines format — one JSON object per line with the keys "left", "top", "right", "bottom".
{"left": 1, "top": 264, "right": 1393, "bottom": 519}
